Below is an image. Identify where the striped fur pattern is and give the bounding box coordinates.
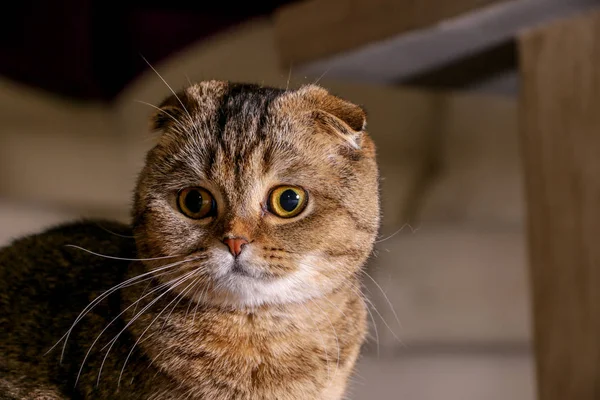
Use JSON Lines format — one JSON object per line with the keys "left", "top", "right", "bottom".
{"left": 0, "top": 81, "right": 380, "bottom": 399}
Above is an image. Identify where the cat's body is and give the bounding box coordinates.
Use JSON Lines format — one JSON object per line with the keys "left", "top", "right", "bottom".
{"left": 0, "top": 221, "right": 365, "bottom": 399}
{"left": 0, "top": 82, "right": 379, "bottom": 399}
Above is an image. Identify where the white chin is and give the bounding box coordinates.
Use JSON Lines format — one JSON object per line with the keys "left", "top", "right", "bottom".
{"left": 206, "top": 249, "right": 322, "bottom": 308}
{"left": 215, "top": 274, "right": 311, "bottom": 308}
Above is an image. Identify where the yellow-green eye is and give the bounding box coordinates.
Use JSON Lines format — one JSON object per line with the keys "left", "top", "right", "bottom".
{"left": 268, "top": 186, "right": 308, "bottom": 218}
{"left": 177, "top": 187, "right": 216, "bottom": 219}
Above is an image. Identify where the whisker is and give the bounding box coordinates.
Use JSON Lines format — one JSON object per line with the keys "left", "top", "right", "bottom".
{"left": 144, "top": 345, "right": 169, "bottom": 376}
{"left": 192, "top": 283, "right": 211, "bottom": 325}
{"left": 64, "top": 245, "right": 183, "bottom": 262}
{"left": 293, "top": 260, "right": 392, "bottom": 348}
{"left": 96, "top": 269, "right": 198, "bottom": 386}
{"left": 354, "top": 286, "right": 380, "bottom": 357}
{"left": 366, "top": 303, "right": 380, "bottom": 356}
{"left": 375, "top": 223, "right": 418, "bottom": 244}
{"left": 160, "top": 274, "right": 204, "bottom": 332}
{"left": 340, "top": 278, "right": 398, "bottom": 347}
{"left": 133, "top": 100, "right": 185, "bottom": 128}
{"left": 133, "top": 99, "right": 192, "bottom": 137}
{"left": 118, "top": 274, "right": 203, "bottom": 386}
{"left": 294, "top": 265, "right": 381, "bottom": 356}
{"left": 98, "top": 271, "right": 197, "bottom": 355}
{"left": 364, "top": 292, "right": 401, "bottom": 344}
{"left": 345, "top": 281, "right": 380, "bottom": 357}
{"left": 184, "top": 281, "right": 203, "bottom": 319}
{"left": 140, "top": 55, "right": 194, "bottom": 124}
{"left": 313, "top": 66, "right": 333, "bottom": 85}
{"left": 360, "top": 270, "right": 402, "bottom": 329}
{"left": 363, "top": 299, "right": 380, "bottom": 357}
{"left": 73, "top": 272, "right": 187, "bottom": 386}
{"left": 132, "top": 280, "right": 154, "bottom": 316}
{"left": 95, "top": 224, "right": 135, "bottom": 239}
{"left": 47, "top": 257, "right": 199, "bottom": 361}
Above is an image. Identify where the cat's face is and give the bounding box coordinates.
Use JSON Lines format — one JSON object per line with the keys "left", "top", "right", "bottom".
{"left": 133, "top": 81, "right": 379, "bottom": 308}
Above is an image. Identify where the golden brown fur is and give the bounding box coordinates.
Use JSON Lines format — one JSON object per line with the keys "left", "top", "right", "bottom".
{"left": 0, "top": 81, "right": 380, "bottom": 399}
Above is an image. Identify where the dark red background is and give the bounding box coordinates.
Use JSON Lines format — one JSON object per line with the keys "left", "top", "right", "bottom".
{"left": 1, "top": 1, "right": 294, "bottom": 102}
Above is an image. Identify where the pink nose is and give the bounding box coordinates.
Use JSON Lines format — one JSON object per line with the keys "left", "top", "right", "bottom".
{"left": 223, "top": 237, "right": 249, "bottom": 257}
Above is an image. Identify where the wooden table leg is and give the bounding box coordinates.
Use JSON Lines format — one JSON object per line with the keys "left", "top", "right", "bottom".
{"left": 519, "top": 10, "right": 600, "bottom": 400}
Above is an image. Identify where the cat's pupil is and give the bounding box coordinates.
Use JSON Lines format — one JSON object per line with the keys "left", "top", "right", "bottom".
{"left": 279, "top": 189, "right": 300, "bottom": 212}
{"left": 185, "top": 190, "right": 203, "bottom": 213}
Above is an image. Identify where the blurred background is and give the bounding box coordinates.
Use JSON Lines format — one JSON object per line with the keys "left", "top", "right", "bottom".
{"left": 2, "top": 1, "right": 600, "bottom": 399}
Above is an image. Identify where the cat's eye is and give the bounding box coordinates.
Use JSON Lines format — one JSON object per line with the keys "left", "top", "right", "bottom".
{"left": 268, "top": 185, "right": 308, "bottom": 218}
{"left": 177, "top": 187, "right": 216, "bottom": 219}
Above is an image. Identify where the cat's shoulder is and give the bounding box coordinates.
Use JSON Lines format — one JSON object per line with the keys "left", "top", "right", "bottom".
{"left": 2, "top": 219, "right": 132, "bottom": 248}
{"left": 0, "top": 219, "right": 136, "bottom": 276}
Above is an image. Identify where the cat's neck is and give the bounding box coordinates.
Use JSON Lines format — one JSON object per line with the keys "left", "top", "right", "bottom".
{"left": 122, "top": 275, "right": 362, "bottom": 336}
{"left": 121, "top": 276, "right": 366, "bottom": 398}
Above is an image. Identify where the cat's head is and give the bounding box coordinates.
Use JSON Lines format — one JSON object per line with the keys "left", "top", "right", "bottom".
{"left": 133, "top": 81, "right": 380, "bottom": 308}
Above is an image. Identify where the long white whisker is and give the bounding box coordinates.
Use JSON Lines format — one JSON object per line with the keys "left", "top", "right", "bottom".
{"left": 96, "top": 269, "right": 197, "bottom": 386}
{"left": 144, "top": 345, "right": 169, "bottom": 378}
{"left": 48, "top": 257, "right": 198, "bottom": 361}
{"left": 73, "top": 272, "right": 186, "bottom": 386}
{"left": 294, "top": 261, "right": 382, "bottom": 356}
{"left": 133, "top": 99, "right": 193, "bottom": 138}
{"left": 133, "top": 100, "right": 185, "bottom": 127}
{"left": 118, "top": 275, "right": 202, "bottom": 386}
{"left": 99, "top": 270, "right": 197, "bottom": 355}
{"left": 132, "top": 280, "right": 154, "bottom": 316}
{"left": 363, "top": 291, "right": 401, "bottom": 344}
{"left": 345, "top": 281, "right": 381, "bottom": 357}
{"left": 375, "top": 223, "right": 418, "bottom": 244}
{"left": 63, "top": 245, "right": 182, "bottom": 262}
{"left": 363, "top": 296, "right": 380, "bottom": 356}
{"left": 160, "top": 272, "right": 205, "bottom": 332}
{"left": 341, "top": 279, "right": 387, "bottom": 352}
{"left": 347, "top": 281, "right": 380, "bottom": 357}
{"left": 313, "top": 66, "right": 333, "bottom": 85}
{"left": 321, "top": 289, "right": 380, "bottom": 358}
{"left": 184, "top": 281, "right": 203, "bottom": 319}
{"left": 140, "top": 55, "right": 194, "bottom": 124}
{"left": 95, "top": 224, "right": 135, "bottom": 239}
{"left": 360, "top": 270, "right": 402, "bottom": 330}
{"left": 192, "top": 283, "right": 211, "bottom": 325}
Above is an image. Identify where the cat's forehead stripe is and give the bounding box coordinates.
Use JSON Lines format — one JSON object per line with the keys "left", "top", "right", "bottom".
{"left": 214, "top": 83, "right": 286, "bottom": 139}
{"left": 214, "top": 84, "right": 285, "bottom": 175}
{"left": 185, "top": 83, "right": 289, "bottom": 204}
{"left": 160, "top": 82, "right": 358, "bottom": 199}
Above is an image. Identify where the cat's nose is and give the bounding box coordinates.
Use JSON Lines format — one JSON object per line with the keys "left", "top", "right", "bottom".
{"left": 223, "top": 237, "right": 249, "bottom": 257}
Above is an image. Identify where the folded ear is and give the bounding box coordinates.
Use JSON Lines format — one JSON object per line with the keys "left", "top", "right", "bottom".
{"left": 150, "top": 92, "right": 190, "bottom": 132}
{"left": 299, "top": 85, "right": 367, "bottom": 149}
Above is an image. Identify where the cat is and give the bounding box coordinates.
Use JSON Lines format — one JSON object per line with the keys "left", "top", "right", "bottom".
{"left": 0, "top": 81, "right": 380, "bottom": 399}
